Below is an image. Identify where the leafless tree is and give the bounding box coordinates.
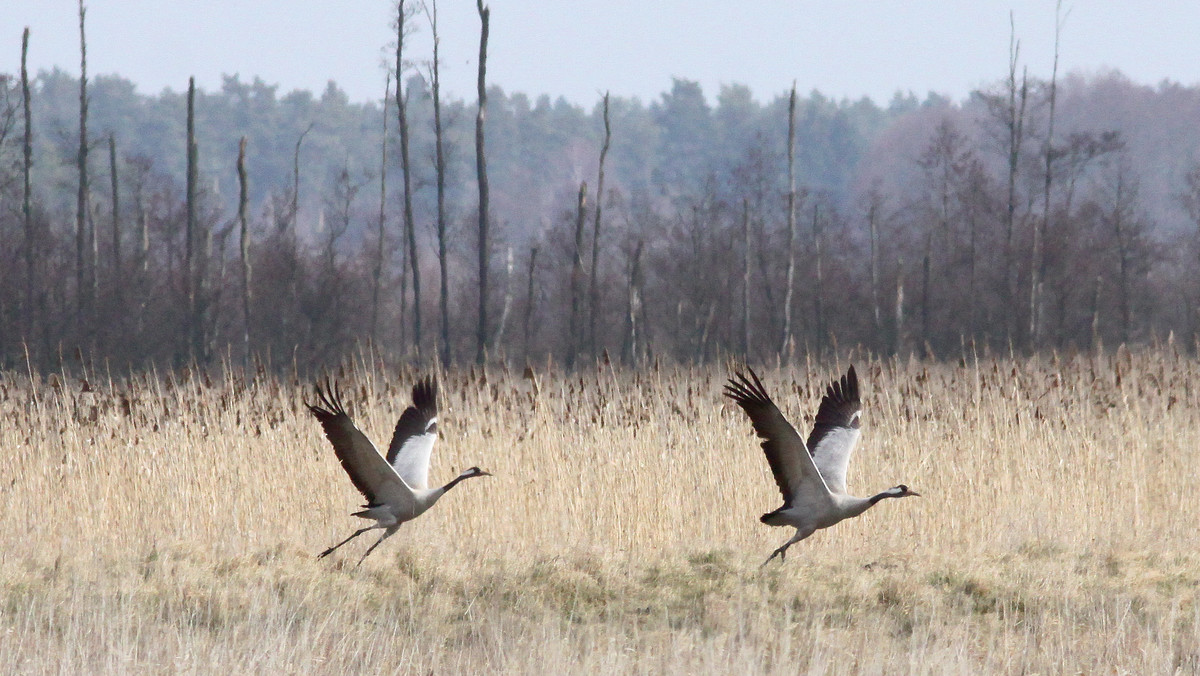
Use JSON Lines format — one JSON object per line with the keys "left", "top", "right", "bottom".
{"left": 76, "top": 0, "right": 92, "bottom": 331}
{"left": 977, "top": 13, "right": 1030, "bottom": 341}
{"left": 21, "top": 27, "right": 34, "bottom": 347}
{"left": 621, "top": 239, "right": 644, "bottom": 366}
{"left": 1031, "top": 0, "right": 1065, "bottom": 347}
{"left": 492, "top": 246, "right": 514, "bottom": 354}
{"left": 780, "top": 82, "right": 798, "bottom": 357}
{"left": 741, "top": 198, "right": 751, "bottom": 355}
{"left": 523, "top": 246, "right": 538, "bottom": 361}
{"left": 396, "top": 0, "right": 421, "bottom": 358}
{"left": 425, "top": 0, "right": 451, "bottom": 364}
{"left": 865, "top": 185, "right": 885, "bottom": 348}
{"left": 588, "top": 91, "right": 611, "bottom": 359}
{"left": 237, "top": 137, "right": 251, "bottom": 367}
{"left": 812, "top": 202, "right": 825, "bottom": 352}
{"left": 474, "top": 0, "right": 492, "bottom": 364}
{"left": 567, "top": 181, "right": 587, "bottom": 368}
{"left": 371, "top": 74, "right": 389, "bottom": 345}
{"left": 185, "top": 76, "right": 199, "bottom": 361}
{"left": 108, "top": 134, "right": 121, "bottom": 304}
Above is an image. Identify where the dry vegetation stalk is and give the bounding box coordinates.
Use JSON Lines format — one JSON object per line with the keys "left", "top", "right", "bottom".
{"left": 1, "top": 349, "right": 1199, "bottom": 672}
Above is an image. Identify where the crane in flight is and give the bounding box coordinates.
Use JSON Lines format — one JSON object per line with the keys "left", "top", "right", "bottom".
{"left": 725, "top": 365, "right": 919, "bottom": 565}
{"left": 307, "top": 376, "right": 491, "bottom": 566}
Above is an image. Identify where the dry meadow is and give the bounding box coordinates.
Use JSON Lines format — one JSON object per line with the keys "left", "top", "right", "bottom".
{"left": 1, "top": 348, "right": 1199, "bottom": 674}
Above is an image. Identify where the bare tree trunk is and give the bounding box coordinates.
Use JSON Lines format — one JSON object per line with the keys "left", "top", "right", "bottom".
{"left": 286, "top": 123, "right": 312, "bottom": 347}
{"left": 921, "top": 230, "right": 932, "bottom": 343}
{"left": 237, "top": 137, "right": 251, "bottom": 369}
{"left": 396, "top": 0, "right": 421, "bottom": 358}
{"left": 185, "top": 76, "right": 198, "bottom": 362}
{"left": 474, "top": 0, "right": 491, "bottom": 365}
{"left": 108, "top": 134, "right": 121, "bottom": 306}
{"left": 76, "top": 1, "right": 91, "bottom": 334}
{"left": 867, "top": 190, "right": 882, "bottom": 346}
{"left": 1090, "top": 275, "right": 1103, "bottom": 349}
{"left": 742, "top": 198, "right": 751, "bottom": 356}
{"left": 290, "top": 125, "right": 312, "bottom": 233}
{"left": 1113, "top": 172, "right": 1131, "bottom": 344}
{"left": 1003, "top": 14, "right": 1029, "bottom": 343}
{"left": 622, "top": 240, "right": 644, "bottom": 366}
{"left": 135, "top": 181, "right": 148, "bottom": 274}
{"left": 21, "top": 27, "right": 34, "bottom": 347}
{"left": 567, "top": 182, "right": 588, "bottom": 369}
{"left": 492, "top": 246, "right": 513, "bottom": 354}
{"left": 780, "top": 83, "right": 798, "bottom": 357}
{"left": 894, "top": 258, "right": 905, "bottom": 355}
{"left": 813, "top": 202, "right": 825, "bottom": 353}
{"left": 371, "top": 74, "right": 390, "bottom": 346}
{"left": 588, "top": 91, "right": 611, "bottom": 359}
{"left": 130, "top": 161, "right": 149, "bottom": 344}
{"left": 428, "top": 0, "right": 451, "bottom": 364}
{"left": 523, "top": 246, "right": 538, "bottom": 361}
{"left": 1032, "top": 0, "right": 1063, "bottom": 349}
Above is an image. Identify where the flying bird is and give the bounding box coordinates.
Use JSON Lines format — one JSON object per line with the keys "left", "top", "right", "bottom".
{"left": 724, "top": 365, "right": 919, "bottom": 565}
{"left": 307, "top": 376, "right": 491, "bottom": 566}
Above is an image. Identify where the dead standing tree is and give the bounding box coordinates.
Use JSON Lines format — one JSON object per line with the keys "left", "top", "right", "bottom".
{"left": 1031, "top": 0, "right": 1064, "bottom": 348}
{"left": 780, "top": 82, "right": 798, "bottom": 358}
{"left": 523, "top": 246, "right": 538, "bottom": 360}
{"left": 865, "top": 186, "right": 885, "bottom": 349}
{"left": 588, "top": 91, "right": 611, "bottom": 360}
{"left": 567, "top": 182, "right": 588, "bottom": 369}
{"left": 741, "top": 199, "right": 751, "bottom": 356}
{"left": 1002, "top": 16, "right": 1029, "bottom": 342}
{"left": 621, "top": 240, "right": 644, "bottom": 366}
{"left": 474, "top": 0, "right": 491, "bottom": 365}
{"left": 371, "top": 74, "right": 390, "bottom": 345}
{"left": 185, "top": 76, "right": 199, "bottom": 362}
{"left": 21, "top": 27, "right": 34, "bottom": 347}
{"left": 76, "top": 0, "right": 93, "bottom": 334}
{"left": 426, "top": 0, "right": 451, "bottom": 364}
{"left": 108, "top": 134, "right": 121, "bottom": 310}
{"left": 395, "top": 0, "right": 421, "bottom": 357}
{"left": 237, "top": 137, "right": 251, "bottom": 368}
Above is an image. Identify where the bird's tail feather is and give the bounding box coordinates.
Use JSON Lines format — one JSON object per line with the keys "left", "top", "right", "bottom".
{"left": 760, "top": 509, "right": 789, "bottom": 526}
{"left": 353, "top": 505, "right": 390, "bottom": 521}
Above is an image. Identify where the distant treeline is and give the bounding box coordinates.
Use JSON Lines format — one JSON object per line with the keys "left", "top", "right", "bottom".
{"left": 3, "top": 27, "right": 1200, "bottom": 371}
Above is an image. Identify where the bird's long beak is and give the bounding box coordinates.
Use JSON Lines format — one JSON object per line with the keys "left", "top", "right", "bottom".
{"left": 478, "top": 470, "right": 493, "bottom": 477}
{"left": 908, "top": 490, "right": 921, "bottom": 497}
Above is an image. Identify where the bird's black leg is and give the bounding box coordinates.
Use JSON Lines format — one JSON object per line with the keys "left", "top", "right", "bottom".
{"left": 761, "top": 543, "right": 790, "bottom": 567}
{"left": 762, "top": 529, "right": 811, "bottom": 567}
{"left": 318, "top": 526, "right": 375, "bottom": 559}
{"left": 355, "top": 525, "right": 400, "bottom": 567}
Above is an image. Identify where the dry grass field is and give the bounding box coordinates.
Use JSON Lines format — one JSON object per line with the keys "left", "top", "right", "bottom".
{"left": 1, "top": 347, "right": 1199, "bottom": 673}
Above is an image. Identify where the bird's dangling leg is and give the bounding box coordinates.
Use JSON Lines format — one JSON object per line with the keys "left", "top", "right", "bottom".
{"left": 318, "top": 526, "right": 375, "bottom": 559}
{"left": 761, "top": 528, "right": 810, "bottom": 567}
{"left": 355, "top": 525, "right": 401, "bottom": 567}
{"left": 761, "top": 542, "right": 791, "bottom": 567}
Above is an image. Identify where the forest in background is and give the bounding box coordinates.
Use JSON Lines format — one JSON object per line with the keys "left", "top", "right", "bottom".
{"left": 3, "top": 3, "right": 1200, "bottom": 373}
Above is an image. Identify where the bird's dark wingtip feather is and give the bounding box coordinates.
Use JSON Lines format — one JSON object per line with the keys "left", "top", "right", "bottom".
{"left": 307, "top": 377, "right": 350, "bottom": 421}
{"left": 410, "top": 375, "right": 438, "bottom": 414}
{"left": 725, "top": 366, "right": 777, "bottom": 412}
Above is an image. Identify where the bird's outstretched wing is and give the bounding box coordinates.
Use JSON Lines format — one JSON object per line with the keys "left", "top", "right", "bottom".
{"left": 724, "top": 367, "right": 831, "bottom": 508}
{"left": 385, "top": 376, "right": 439, "bottom": 490}
{"left": 307, "top": 380, "right": 415, "bottom": 511}
{"left": 806, "top": 365, "right": 863, "bottom": 494}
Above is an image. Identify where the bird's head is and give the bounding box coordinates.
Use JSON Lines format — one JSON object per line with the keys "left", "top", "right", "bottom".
{"left": 891, "top": 484, "right": 920, "bottom": 498}
{"left": 460, "top": 466, "right": 492, "bottom": 479}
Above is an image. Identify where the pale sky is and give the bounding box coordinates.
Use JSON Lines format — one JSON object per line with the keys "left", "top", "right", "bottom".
{"left": 2, "top": 1, "right": 1199, "bottom": 106}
